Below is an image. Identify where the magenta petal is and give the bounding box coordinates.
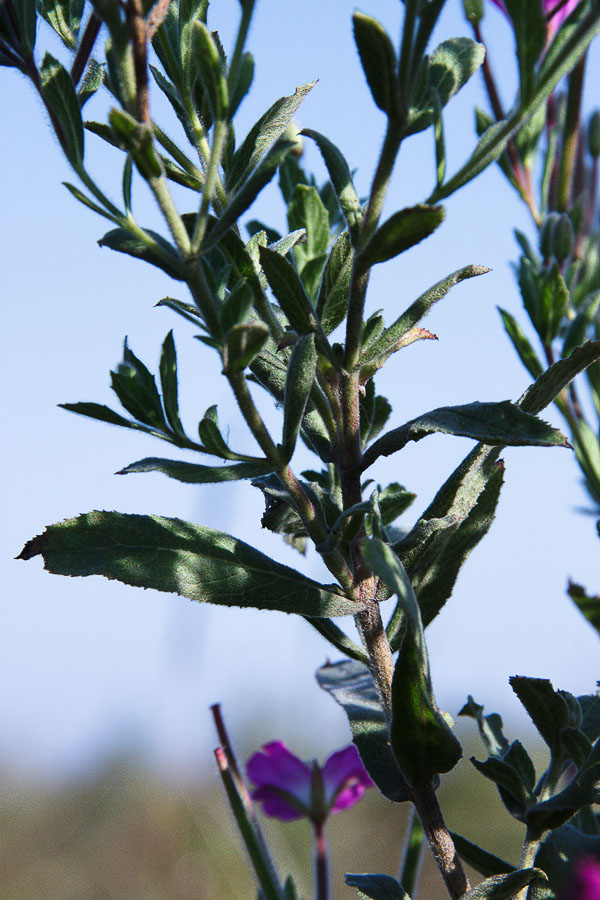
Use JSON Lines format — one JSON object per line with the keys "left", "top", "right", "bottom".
{"left": 565, "top": 857, "right": 600, "bottom": 900}
{"left": 488, "top": 0, "right": 508, "bottom": 15}
{"left": 251, "top": 785, "right": 307, "bottom": 821}
{"left": 321, "top": 745, "right": 373, "bottom": 813}
{"left": 246, "top": 741, "right": 313, "bottom": 810}
{"left": 545, "top": 0, "right": 580, "bottom": 37}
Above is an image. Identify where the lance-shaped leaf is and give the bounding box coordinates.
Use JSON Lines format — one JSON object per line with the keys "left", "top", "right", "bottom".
{"left": 40, "top": 0, "right": 84, "bottom": 50}
{"left": 459, "top": 696, "right": 510, "bottom": 759}
{"left": 258, "top": 246, "right": 317, "bottom": 334}
{"left": 287, "top": 185, "right": 329, "bottom": 299}
{"left": 407, "top": 38, "right": 485, "bottom": 135}
{"left": 503, "top": 0, "right": 545, "bottom": 105}
{"left": 228, "top": 81, "right": 316, "bottom": 191}
{"left": 568, "top": 581, "right": 600, "bottom": 635}
{"left": 282, "top": 335, "right": 317, "bottom": 461}
{"left": 316, "top": 230, "right": 353, "bottom": 334}
{"left": 203, "top": 139, "right": 296, "bottom": 251}
{"left": 18, "top": 511, "right": 362, "bottom": 617}
{"left": 498, "top": 308, "right": 544, "bottom": 381}
{"left": 352, "top": 12, "right": 400, "bottom": 117}
{"left": 345, "top": 874, "right": 409, "bottom": 900}
{"left": 450, "top": 833, "right": 515, "bottom": 878}
{"left": 117, "top": 458, "right": 273, "bottom": 482}
{"left": 193, "top": 22, "right": 228, "bottom": 121}
{"left": 460, "top": 870, "right": 546, "bottom": 900}
{"left": 301, "top": 130, "right": 363, "bottom": 239}
{"left": 360, "top": 400, "right": 569, "bottom": 472}
{"left": 470, "top": 741, "right": 535, "bottom": 822}
{"left": 316, "top": 660, "right": 410, "bottom": 803}
{"left": 98, "top": 227, "right": 184, "bottom": 280}
{"left": 40, "top": 53, "right": 84, "bottom": 167}
{"left": 360, "top": 205, "right": 445, "bottom": 269}
{"left": 361, "top": 540, "right": 462, "bottom": 785}
{"left": 223, "top": 323, "right": 270, "bottom": 373}
{"left": 159, "top": 330, "right": 186, "bottom": 440}
{"left": 509, "top": 676, "right": 580, "bottom": 756}
{"left": 11, "top": 0, "right": 37, "bottom": 56}
{"left": 525, "top": 738, "right": 600, "bottom": 833}
{"left": 110, "top": 339, "right": 167, "bottom": 430}
{"left": 59, "top": 401, "right": 173, "bottom": 441}
{"left": 367, "top": 265, "right": 490, "bottom": 363}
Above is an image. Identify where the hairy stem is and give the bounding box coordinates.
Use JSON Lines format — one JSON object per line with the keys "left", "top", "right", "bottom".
{"left": 410, "top": 780, "right": 470, "bottom": 899}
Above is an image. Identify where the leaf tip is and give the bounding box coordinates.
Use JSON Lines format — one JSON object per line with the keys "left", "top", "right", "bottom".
{"left": 17, "top": 534, "right": 46, "bottom": 561}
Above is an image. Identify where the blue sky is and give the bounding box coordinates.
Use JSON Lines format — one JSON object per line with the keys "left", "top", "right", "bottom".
{"left": 1, "top": 0, "right": 599, "bottom": 778}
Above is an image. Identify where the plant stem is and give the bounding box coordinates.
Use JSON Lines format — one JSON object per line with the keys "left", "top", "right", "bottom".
{"left": 410, "top": 780, "right": 470, "bottom": 899}
{"left": 314, "top": 822, "right": 329, "bottom": 900}
{"left": 556, "top": 53, "right": 587, "bottom": 212}
{"left": 515, "top": 830, "right": 541, "bottom": 900}
{"left": 149, "top": 174, "right": 192, "bottom": 256}
{"left": 398, "top": 807, "right": 426, "bottom": 897}
{"left": 71, "top": 11, "right": 102, "bottom": 86}
{"left": 192, "top": 118, "right": 228, "bottom": 255}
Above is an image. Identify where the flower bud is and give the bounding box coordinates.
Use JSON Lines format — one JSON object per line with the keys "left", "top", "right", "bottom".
{"left": 539, "top": 212, "right": 559, "bottom": 258}
{"left": 552, "top": 213, "right": 575, "bottom": 263}
{"left": 587, "top": 110, "right": 600, "bottom": 159}
{"left": 462, "top": 0, "right": 484, "bottom": 24}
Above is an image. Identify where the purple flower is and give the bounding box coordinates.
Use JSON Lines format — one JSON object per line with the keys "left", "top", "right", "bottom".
{"left": 246, "top": 741, "right": 373, "bottom": 825}
{"left": 489, "top": 0, "right": 580, "bottom": 39}
{"left": 563, "top": 857, "right": 600, "bottom": 900}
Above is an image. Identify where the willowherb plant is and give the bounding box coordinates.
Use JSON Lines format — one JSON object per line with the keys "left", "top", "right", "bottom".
{"left": 3, "top": 0, "right": 600, "bottom": 897}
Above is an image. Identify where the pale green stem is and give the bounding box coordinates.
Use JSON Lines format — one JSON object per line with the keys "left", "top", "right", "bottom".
{"left": 148, "top": 174, "right": 192, "bottom": 257}
{"left": 192, "top": 118, "right": 228, "bottom": 255}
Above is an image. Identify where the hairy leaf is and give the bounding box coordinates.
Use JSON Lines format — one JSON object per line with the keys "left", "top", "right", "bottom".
{"left": 117, "top": 457, "right": 273, "bottom": 482}
{"left": 360, "top": 205, "right": 445, "bottom": 269}
{"left": 345, "top": 874, "right": 409, "bottom": 900}
{"left": 18, "top": 512, "right": 361, "bottom": 617}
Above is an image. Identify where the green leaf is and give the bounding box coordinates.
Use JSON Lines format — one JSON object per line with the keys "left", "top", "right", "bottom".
{"left": 360, "top": 205, "right": 445, "bottom": 269}
{"left": 498, "top": 308, "right": 544, "bottom": 381}
{"left": 517, "top": 340, "right": 600, "bottom": 415}
{"left": 509, "top": 676, "right": 578, "bottom": 755}
{"left": 407, "top": 38, "right": 485, "bottom": 135}
{"left": 39, "top": 0, "right": 84, "bottom": 50}
{"left": 361, "top": 540, "right": 462, "bottom": 784}
{"left": 316, "top": 230, "right": 353, "bottom": 334}
{"left": 317, "top": 660, "right": 410, "bottom": 802}
{"left": 192, "top": 22, "right": 228, "bottom": 121}
{"left": 40, "top": 53, "right": 84, "bottom": 167}
{"left": 360, "top": 400, "right": 570, "bottom": 472}
{"left": 503, "top": 0, "right": 546, "bottom": 104}
{"left": 229, "top": 50, "right": 254, "bottom": 117}
{"left": 178, "top": 0, "right": 208, "bottom": 77}
{"left": 378, "top": 483, "right": 416, "bottom": 526}
{"left": 470, "top": 754, "right": 531, "bottom": 820}
{"left": 12, "top": 0, "right": 36, "bottom": 55}
{"left": 78, "top": 58, "right": 104, "bottom": 108}
{"left": 228, "top": 81, "right": 316, "bottom": 191}
{"left": 387, "top": 444, "right": 504, "bottom": 635}
{"left": 59, "top": 401, "right": 165, "bottom": 437}
{"left": 352, "top": 12, "right": 400, "bottom": 117}
{"left": 458, "top": 696, "right": 510, "bottom": 759}
{"left": 117, "top": 457, "right": 272, "bottom": 482}
{"left": 287, "top": 185, "right": 330, "bottom": 297}
{"left": 366, "top": 265, "right": 490, "bottom": 363}
{"left": 525, "top": 738, "right": 600, "bottom": 832}
{"left": 301, "top": 130, "right": 363, "bottom": 240}
{"left": 159, "top": 331, "right": 186, "bottom": 440}
{"left": 345, "top": 874, "right": 410, "bottom": 900}
{"left": 98, "top": 227, "right": 184, "bottom": 280}
{"left": 109, "top": 339, "right": 166, "bottom": 430}
{"left": 429, "top": 7, "right": 600, "bottom": 202}
{"left": 18, "top": 511, "right": 361, "bottom": 617}
{"left": 109, "top": 108, "right": 162, "bottom": 180}
{"left": 197, "top": 405, "right": 238, "bottom": 459}
{"left": 63, "top": 181, "right": 119, "bottom": 222}
{"left": 450, "top": 833, "right": 515, "bottom": 878}
{"left": 204, "top": 139, "right": 295, "bottom": 251}
{"left": 282, "top": 335, "right": 317, "bottom": 461}
{"left": 223, "top": 323, "right": 270, "bottom": 373}
{"left": 258, "top": 246, "right": 316, "bottom": 334}
{"left": 538, "top": 263, "right": 569, "bottom": 344}
{"left": 461, "top": 870, "right": 547, "bottom": 900}
{"left": 220, "top": 280, "right": 254, "bottom": 334}
{"left": 568, "top": 581, "right": 600, "bottom": 635}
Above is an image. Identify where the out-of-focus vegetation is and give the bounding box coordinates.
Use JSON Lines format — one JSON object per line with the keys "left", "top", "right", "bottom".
{"left": 1, "top": 726, "right": 539, "bottom": 900}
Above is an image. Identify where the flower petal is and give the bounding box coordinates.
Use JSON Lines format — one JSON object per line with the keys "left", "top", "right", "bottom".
{"left": 251, "top": 785, "right": 308, "bottom": 821}
{"left": 321, "top": 745, "right": 373, "bottom": 813}
{"left": 246, "top": 741, "right": 313, "bottom": 808}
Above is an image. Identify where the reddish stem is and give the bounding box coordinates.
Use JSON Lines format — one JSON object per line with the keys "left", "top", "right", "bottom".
{"left": 314, "top": 821, "right": 329, "bottom": 900}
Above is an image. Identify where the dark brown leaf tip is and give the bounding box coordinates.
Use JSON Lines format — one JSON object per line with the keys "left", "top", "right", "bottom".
{"left": 16, "top": 533, "right": 46, "bottom": 561}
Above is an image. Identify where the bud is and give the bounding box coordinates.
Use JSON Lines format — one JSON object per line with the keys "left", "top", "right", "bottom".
{"left": 552, "top": 213, "right": 575, "bottom": 263}
{"left": 587, "top": 110, "right": 600, "bottom": 159}
{"left": 539, "top": 212, "right": 559, "bottom": 258}
{"left": 462, "top": 0, "right": 484, "bottom": 24}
